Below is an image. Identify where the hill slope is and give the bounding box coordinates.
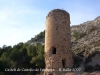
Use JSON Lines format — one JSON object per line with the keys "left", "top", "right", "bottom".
{"left": 71, "top": 16, "right": 100, "bottom": 57}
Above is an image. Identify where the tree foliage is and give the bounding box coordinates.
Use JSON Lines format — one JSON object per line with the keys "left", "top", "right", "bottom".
{"left": 0, "top": 42, "right": 45, "bottom": 75}
{"left": 30, "top": 30, "right": 45, "bottom": 42}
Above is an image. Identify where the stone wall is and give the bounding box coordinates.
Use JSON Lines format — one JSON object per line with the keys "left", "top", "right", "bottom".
{"left": 44, "top": 9, "right": 73, "bottom": 75}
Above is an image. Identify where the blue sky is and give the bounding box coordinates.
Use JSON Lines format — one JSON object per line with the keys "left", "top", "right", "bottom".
{"left": 0, "top": 0, "right": 100, "bottom": 47}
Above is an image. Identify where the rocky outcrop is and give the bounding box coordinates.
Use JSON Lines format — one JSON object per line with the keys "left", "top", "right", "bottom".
{"left": 71, "top": 17, "right": 100, "bottom": 57}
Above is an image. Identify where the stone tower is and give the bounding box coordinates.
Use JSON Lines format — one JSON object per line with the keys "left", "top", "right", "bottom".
{"left": 44, "top": 9, "right": 73, "bottom": 75}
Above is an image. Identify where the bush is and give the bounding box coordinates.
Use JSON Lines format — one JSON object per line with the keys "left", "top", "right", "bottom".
{"left": 79, "top": 32, "right": 86, "bottom": 38}
{"left": 88, "top": 26, "right": 97, "bottom": 33}
{"left": 72, "top": 30, "right": 79, "bottom": 40}
{"left": 72, "top": 56, "right": 83, "bottom": 68}
{"left": 72, "top": 30, "right": 86, "bottom": 41}
{"left": 84, "top": 65, "right": 93, "bottom": 72}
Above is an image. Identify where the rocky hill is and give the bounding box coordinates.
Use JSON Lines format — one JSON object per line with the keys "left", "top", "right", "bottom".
{"left": 27, "top": 16, "right": 100, "bottom": 74}
{"left": 71, "top": 16, "right": 100, "bottom": 56}
{"left": 69, "top": 16, "right": 100, "bottom": 75}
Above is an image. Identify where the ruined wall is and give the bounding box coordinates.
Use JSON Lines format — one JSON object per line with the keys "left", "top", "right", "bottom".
{"left": 45, "top": 9, "right": 73, "bottom": 75}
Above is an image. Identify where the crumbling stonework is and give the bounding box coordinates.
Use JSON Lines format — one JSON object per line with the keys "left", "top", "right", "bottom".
{"left": 44, "top": 9, "right": 73, "bottom": 75}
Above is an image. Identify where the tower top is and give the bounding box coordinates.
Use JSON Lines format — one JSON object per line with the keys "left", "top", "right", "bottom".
{"left": 46, "top": 9, "right": 70, "bottom": 18}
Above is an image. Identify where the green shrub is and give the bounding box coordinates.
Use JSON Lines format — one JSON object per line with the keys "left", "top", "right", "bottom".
{"left": 72, "top": 30, "right": 79, "bottom": 40}
{"left": 72, "top": 30, "right": 86, "bottom": 41}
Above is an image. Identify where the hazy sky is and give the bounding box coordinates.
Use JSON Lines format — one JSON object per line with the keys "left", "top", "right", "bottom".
{"left": 0, "top": 0, "right": 100, "bottom": 47}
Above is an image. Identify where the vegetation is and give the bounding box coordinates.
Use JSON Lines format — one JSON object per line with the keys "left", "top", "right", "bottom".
{"left": 72, "top": 30, "right": 86, "bottom": 41}
{"left": 72, "top": 56, "right": 83, "bottom": 68}
{"left": 30, "top": 30, "right": 45, "bottom": 42}
{"left": 88, "top": 25, "right": 97, "bottom": 33}
{"left": 72, "top": 30, "right": 79, "bottom": 40}
{"left": 84, "top": 65, "right": 93, "bottom": 72}
{"left": 0, "top": 43, "right": 45, "bottom": 75}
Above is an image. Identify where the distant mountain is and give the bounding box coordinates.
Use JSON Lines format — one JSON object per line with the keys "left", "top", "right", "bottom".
{"left": 27, "top": 16, "right": 100, "bottom": 74}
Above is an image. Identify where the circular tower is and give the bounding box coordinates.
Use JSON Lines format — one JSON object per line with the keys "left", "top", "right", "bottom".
{"left": 44, "top": 9, "right": 73, "bottom": 75}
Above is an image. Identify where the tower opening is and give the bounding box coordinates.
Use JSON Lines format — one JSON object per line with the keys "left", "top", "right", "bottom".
{"left": 62, "top": 58, "right": 66, "bottom": 68}
{"left": 52, "top": 47, "right": 56, "bottom": 54}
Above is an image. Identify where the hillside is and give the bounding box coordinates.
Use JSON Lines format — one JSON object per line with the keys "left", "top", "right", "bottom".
{"left": 27, "top": 16, "right": 100, "bottom": 74}
{"left": 71, "top": 16, "right": 100, "bottom": 57}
